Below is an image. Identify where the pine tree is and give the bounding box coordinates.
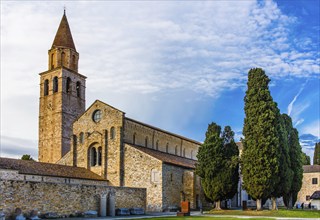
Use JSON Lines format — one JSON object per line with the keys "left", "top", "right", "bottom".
{"left": 196, "top": 123, "right": 239, "bottom": 210}
{"left": 313, "top": 142, "right": 320, "bottom": 165}
{"left": 241, "top": 68, "right": 280, "bottom": 211}
{"left": 282, "top": 114, "right": 303, "bottom": 209}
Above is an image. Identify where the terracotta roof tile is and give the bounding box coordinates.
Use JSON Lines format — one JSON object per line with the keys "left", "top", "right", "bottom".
{"left": 128, "top": 144, "right": 196, "bottom": 169}
{"left": 0, "top": 158, "right": 105, "bottom": 181}
{"left": 303, "top": 165, "right": 320, "bottom": 173}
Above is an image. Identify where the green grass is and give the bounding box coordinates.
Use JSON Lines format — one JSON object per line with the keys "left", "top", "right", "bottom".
{"left": 141, "top": 217, "right": 272, "bottom": 220}
{"left": 206, "top": 209, "right": 320, "bottom": 218}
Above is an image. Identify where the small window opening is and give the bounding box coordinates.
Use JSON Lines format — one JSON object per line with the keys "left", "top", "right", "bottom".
{"left": 156, "top": 140, "right": 159, "bottom": 150}
{"left": 44, "top": 79, "right": 49, "bottom": 96}
{"left": 175, "top": 146, "right": 178, "bottom": 155}
{"left": 110, "top": 127, "right": 115, "bottom": 139}
{"left": 98, "top": 147, "right": 102, "bottom": 166}
{"left": 61, "top": 52, "right": 65, "bottom": 66}
{"left": 76, "top": 81, "right": 81, "bottom": 97}
{"left": 166, "top": 143, "right": 169, "bottom": 153}
{"left": 145, "top": 137, "right": 148, "bottom": 147}
{"left": 79, "top": 132, "right": 84, "bottom": 144}
{"left": 51, "top": 54, "right": 54, "bottom": 69}
{"left": 312, "top": 178, "right": 318, "bottom": 184}
{"left": 53, "top": 76, "right": 58, "bottom": 93}
{"left": 90, "top": 147, "right": 97, "bottom": 166}
{"left": 66, "top": 77, "right": 71, "bottom": 93}
{"left": 133, "top": 133, "right": 136, "bottom": 145}
{"left": 183, "top": 148, "right": 186, "bottom": 157}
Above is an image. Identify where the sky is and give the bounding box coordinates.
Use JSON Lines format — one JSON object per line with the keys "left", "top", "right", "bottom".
{"left": 1, "top": 0, "right": 319, "bottom": 162}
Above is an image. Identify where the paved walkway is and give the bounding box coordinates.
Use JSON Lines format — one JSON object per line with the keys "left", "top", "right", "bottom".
{"left": 64, "top": 211, "right": 320, "bottom": 220}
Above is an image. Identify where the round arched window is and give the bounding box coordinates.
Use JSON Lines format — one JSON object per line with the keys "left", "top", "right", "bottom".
{"left": 92, "top": 110, "right": 102, "bottom": 122}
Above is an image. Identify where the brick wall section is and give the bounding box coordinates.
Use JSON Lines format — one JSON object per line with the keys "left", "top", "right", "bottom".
{"left": 0, "top": 170, "right": 146, "bottom": 217}
{"left": 123, "top": 144, "right": 163, "bottom": 211}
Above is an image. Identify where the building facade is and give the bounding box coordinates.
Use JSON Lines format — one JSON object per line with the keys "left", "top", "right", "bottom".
{"left": 38, "top": 12, "right": 206, "bottom": 212}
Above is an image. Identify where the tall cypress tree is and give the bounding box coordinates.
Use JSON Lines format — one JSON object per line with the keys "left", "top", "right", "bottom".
{"left": 196, "top": 123, "right": 239, "bottom": 210}
{"left": 282, "top": 114, "right": 303, "bottom": 208}
{"left": 301, "top": 152, "right": 311, "bottom": 165}
{"left": 241, "top": 68, "right": 280, "bottom": 210}
{"left": 313, "top": 142, "right": 320, "bottom": 165}
{"left": 270, "top": 114, "right": 293, "bottom": 210}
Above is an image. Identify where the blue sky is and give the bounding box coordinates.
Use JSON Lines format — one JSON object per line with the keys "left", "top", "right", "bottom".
{"left": 1, "top": 0, "right": 319, "bottom": 161}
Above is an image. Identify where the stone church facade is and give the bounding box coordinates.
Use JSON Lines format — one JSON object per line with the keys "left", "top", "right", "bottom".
{"left": 37, "top": 12, "right": 205, "bottom": 211}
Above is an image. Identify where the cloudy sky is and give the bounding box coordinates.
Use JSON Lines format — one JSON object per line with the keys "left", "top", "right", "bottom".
{"left": 1, "top": 0, "right": 319, "bottom": 161}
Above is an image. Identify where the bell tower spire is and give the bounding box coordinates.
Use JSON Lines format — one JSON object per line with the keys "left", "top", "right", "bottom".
{"left": 39, "top": 11, "right": 86, "bottom": 163}
{"left": 48, "top": 11, "right": 79, "bottom": 72}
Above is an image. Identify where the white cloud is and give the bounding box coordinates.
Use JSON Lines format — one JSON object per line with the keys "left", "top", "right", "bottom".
{"left": 301, "top": 120, "right": 320, "bottom": 138}
{"left": 1, "top": 1, "right": 319, "bottom": 158}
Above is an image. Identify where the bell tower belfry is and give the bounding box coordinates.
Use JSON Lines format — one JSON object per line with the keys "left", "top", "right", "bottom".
{"left": 38, "top": 11, "right": 86, "bottom": 163}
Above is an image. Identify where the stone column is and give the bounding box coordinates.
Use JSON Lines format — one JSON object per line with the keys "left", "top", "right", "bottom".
{"left": 100, "top": 193, "right": 107, "bottom": 217}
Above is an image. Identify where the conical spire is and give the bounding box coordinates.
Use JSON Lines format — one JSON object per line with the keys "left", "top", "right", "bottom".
{"left": 52, "top": 11, "right": 76, "bottom": 50}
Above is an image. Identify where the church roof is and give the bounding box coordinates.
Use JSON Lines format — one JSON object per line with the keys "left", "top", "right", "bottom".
{"left": 303, "top": 165, "right": 320, "bottom": 173}
{"left": 0, "top": 158, "right": 105, "bottom": 181}
{"left": 52, "top": 11, "right": 76, "bottom": 50}
{"left": 128, "top": 144, "right": 197, "bottom": 169}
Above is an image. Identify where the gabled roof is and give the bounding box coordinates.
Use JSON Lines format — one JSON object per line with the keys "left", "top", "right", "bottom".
{"left": 0, "top": 158, "right": 105, "bottom": 181}
{"left": 125, "top": 117, "right": 201, "bottom": 145}
{"left": 127, "top": 144, "right": 197, "bottom": 169}
{"left": 52, "top": 12, "right": 76, "bottom": 50}
{"left": 303, "top": 165, "right": 320, "bottom": 173}
{"left": 310, "top": 191, "right": 320, "bottom": 200}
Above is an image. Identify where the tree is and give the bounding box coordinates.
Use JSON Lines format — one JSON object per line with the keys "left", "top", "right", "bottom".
{"left": 241, "top": 68, "right": 280, "bottom": 211}
{"left": 196, "top": 123, "right": 239, "bottom": 210}
{"left": 301, "top": 152, "right": 311, "bottom": 165}
{"left": 21, "top": 154, "right": 34, "bottom": 161}
{"left": 313, "top": 142, "right": 320, "bottom": 165}
{"left": 270, "top": 114, "right": 293, "bottom": 210}
{"left": 282, "top": 114, "right": 303, "bottom": 209}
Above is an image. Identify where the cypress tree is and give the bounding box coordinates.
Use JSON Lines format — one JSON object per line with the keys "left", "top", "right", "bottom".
{"left": 282, "top": 114, "right": 303, "bottom": 208}
{"left": 196, "top": 123, "right": 239, "bottom": 210}
{"left": 270, "top": 114, "right": 293, "bottom": 210}
{"left": 301, "top": 152, "right": 311, "bottom": 165}
{"left": 313, "top": 142, "right": 320, "bottom": 165}
{"left": 241, "top": 68, "right": 280, "bottom": 211}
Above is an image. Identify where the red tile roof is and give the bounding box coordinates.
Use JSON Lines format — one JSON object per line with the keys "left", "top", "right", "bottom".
{"left": 128, "top": 144, "right": 197, "bottom": 169}
{"left": 0, "top": 157, "right": 105, "bottom": 181}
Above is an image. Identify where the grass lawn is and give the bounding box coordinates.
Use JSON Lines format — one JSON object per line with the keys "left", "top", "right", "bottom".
{"left": 207, "top": 209, "right": 320, "bottom": 218}
{"left": 140, "top": 217, "right": 272, "bottom": 220}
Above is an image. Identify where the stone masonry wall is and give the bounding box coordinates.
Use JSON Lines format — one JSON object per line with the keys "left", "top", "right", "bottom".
{"left": 124, "top": 119, "right": 200, "bottom": 160}
{"left": 123, "top": 144, "right": 163, "bottom": 211}
{"left": 72, "top": 101, "right": 124, "bottom": 186}
{"left": 0, "top": 171, "right": 146, "bottom": 218}
{"left": 297, "top": 172, "right": 320, "bottom": 204}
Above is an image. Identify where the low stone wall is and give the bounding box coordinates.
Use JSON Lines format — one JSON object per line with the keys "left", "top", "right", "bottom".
{"left": 0, "top": 179, "right": 146, "bottom": 218}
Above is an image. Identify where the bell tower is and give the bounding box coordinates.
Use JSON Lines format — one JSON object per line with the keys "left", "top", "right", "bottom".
{"left": 38, "top": 11, "right": 86, "bottom": 163}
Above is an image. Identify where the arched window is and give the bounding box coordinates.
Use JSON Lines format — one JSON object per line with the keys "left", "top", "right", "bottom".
{"left": 79, "top": 132, "right": 84, "bottom": 144}
{"left": 156, "top": 140, "right": 159, "bottom": 150}
{"left": 98, "top": 147, "right": 102, "bottom": 166}
{"left": 166, "top": 143, "right": 169, "bottom": 153}
{"left": 66, "top": 77, "right": 71, "bottom": 93}
{"left": 133, "top": 133, "right": 136, "bottom": 145}
{"left": 90, "top": 147, "right": 97, "bottom": 166}
{"left": 44, "top": 79, "right": 49, "bottom": 96}
{"left": 110, "top": 127, "right": 115, "bottom": 140}
{"left": 51, "top": 53, "right": 54, "bottom": 69}
{"left": 53, "top": 76, "right": 58, "bottom": 93}
{"left": 61, "top": 52, "right": 65, "bottom": 66}
{"left": 145, "top": 137, "right": 148, "bottom": 147}
{"left": 175, "top": 146, "right": 178, "bottom": 155}
{"left": 76, "top": 81, "right": 81, "bottom": 97}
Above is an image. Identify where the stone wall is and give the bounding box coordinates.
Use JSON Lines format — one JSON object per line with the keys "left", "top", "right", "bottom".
{"left": 0, "top": 171, "right": 146, "bottom": 218}
{"left": 297, "top": 172, "right": 320, "bottom": 204}
{"left": 123, "top": 144, "right": 163, "bottom": 211}
{"left": 72, "top": 100, "right": 124, "bottom": 186}
{"left": 124, "top": 119, "right": 200, "bottom": 160}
